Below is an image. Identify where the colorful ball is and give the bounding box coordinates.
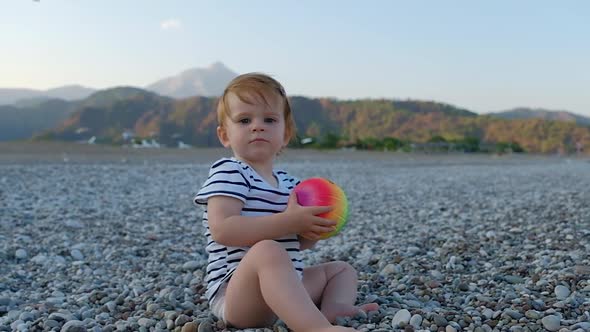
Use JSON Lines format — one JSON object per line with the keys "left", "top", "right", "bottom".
{"left": 293, "top": 177, "right": 349, "bottom": 239}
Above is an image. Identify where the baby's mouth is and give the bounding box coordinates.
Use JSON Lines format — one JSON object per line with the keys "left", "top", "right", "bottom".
{"left": 250, "top": 138, "right": 269, "bottom": 143}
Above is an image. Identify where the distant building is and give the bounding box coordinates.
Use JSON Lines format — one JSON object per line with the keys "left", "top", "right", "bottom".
{"left": 131, "top": 138, "right": 161, "bottom": 148}
{"left": 75, "top": 127, "right": 89, "bottom": 134}
{"left": 122, "top": 130, "right": 135, "bottom": 141}
{"left": 178, "top": 141, "right": 192, "bottom": 149}
{"left": 300, "top": 137, "right": 314, "bottom": 145}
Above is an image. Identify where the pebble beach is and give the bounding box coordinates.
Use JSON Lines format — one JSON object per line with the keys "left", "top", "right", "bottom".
{"left": 1, "top": 143, "right": 589, "bottom": 332}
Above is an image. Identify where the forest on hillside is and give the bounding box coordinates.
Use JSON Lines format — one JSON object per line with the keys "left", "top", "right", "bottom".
{"left": 2, "top": 87, "right": 588, "bottom": 154}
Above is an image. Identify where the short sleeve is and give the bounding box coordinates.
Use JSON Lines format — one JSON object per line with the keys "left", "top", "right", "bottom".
{"left": 194, "top": 158, "right": 251, "bottom": 205}
{"left": 289, "top": 175, "right": 301, "bottom": 188}
{"left": 277, "top": 170, "right": 300, "bottom": 191}
{"left": 293, "top": 175, "right": 301, "bottom": 187}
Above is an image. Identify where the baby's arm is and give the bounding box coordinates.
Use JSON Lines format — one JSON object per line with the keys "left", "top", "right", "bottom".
{"left": 208, "top": 194, "right": 336, "bottom": 247}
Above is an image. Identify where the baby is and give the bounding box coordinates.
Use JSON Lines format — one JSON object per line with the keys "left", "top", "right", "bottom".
{"left": 194, "top": 73, "right": 377, "bottom": 331}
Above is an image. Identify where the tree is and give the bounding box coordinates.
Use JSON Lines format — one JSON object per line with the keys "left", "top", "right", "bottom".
{"left": 382, "top": 137, "right": 403, "bottom": 151}
{"left": 317, "top": 132, "right": 341, "bottom": 149}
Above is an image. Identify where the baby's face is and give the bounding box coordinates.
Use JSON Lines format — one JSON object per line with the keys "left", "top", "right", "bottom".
{"left": 218, "top": 92, "right": 287, "bottom": 166}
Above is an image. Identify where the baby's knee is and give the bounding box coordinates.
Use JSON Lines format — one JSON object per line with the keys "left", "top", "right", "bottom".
{"left": 251, "top": 239, "right": 284, "bottom": 251}
{"left": 330, "top": 261, "right": 357, "bottom": 278}
{"left": 248, "top": 240, "right": 290, "bottom": 264}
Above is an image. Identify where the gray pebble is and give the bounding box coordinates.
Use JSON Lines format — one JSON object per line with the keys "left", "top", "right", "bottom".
{"left": 175, "top": 314, "right": 190, "bottom": 327}
{"left": 181, "top": 322, "right": 198, "bottom": 332}
{"left": 182, "top": 261, "right": 203, "bottom": 271}
{"left": 1, "top": 159, "right": 589, "bottom": 332}
{"left": 554, "top": 285, "right": 570, "bottom": 300}
{"left": 60, "top": 320, "right": 87, "bottom": 332}
{"left": 432, "top": 314, "right": 448, "bottom": 327}
{"left": 541, "top": 315, "right": 561, "bottom": 331}
{"left": 70, "top": 249, "right": 84, "bottom": 261}
{"left": 15, "top": 249, "right": 28, "bottom": 260}
{"left": 138, "top": 318, "right": 156, "bottom": 328}
{"left": 197, "top": 321, "right": 214, "bottom": 332}
{"left": 18, "top": 312, "right": 35, "bottom": 322}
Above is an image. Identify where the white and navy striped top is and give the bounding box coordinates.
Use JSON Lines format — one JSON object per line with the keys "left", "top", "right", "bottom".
{"left": 194, "top": 157, "right": 303, "bottom": 303}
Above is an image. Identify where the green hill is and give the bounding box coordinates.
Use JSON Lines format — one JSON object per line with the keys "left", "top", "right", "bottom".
{"left": 13, "top": 88, "right": 589, "bottom": 154}
{"left": 0, "top": 99, "right": 75, "bottom": 141}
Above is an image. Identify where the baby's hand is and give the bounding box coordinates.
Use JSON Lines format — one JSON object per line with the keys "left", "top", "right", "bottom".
{"left": 284, "top": 194, "right": 337, "bottom": 237}
{"left": 299, "top": 231, "right": 327, "bottom": 241}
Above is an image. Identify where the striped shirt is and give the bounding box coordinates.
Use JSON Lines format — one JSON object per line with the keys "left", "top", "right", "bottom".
{"left": 194, "top": 157, "right": 303, "bottom": 303}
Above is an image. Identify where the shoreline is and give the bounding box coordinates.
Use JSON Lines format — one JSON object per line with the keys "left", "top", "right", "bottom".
{"left": 0, "top": 141, "right": 586, "bottom": 166}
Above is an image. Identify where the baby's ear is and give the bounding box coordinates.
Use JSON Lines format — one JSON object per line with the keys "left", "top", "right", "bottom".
{"left": 283, "top": 129, "right": 292, "bottom": 147}
{"left": 217, "top": 126, "right": 231, "bottom": 148}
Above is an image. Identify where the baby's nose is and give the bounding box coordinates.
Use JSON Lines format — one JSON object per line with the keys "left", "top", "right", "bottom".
{"left": 252, "top": 119, "right": 265, "bottom": 131}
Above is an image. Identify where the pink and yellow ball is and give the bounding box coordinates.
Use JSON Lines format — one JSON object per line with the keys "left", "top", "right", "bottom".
{"left": 293, "top": 177, "right": 349, "bottom": 239}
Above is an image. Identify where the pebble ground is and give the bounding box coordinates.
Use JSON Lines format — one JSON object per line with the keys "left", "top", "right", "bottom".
{"left": 1, "top": 146, "right": 589, "bottom": 331}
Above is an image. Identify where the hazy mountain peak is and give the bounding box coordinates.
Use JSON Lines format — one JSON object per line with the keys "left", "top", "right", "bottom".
{"left": 488, "top": 107, "right": 590, "bottom": 126}
{"left": 45, "top": 85, "right": 96, "bottom": 100}
{"left": 0, "top": 85, "right": 96, "bottom": 105}
{"left": 209, "top": 61, "right": 226, "bottom": 69}
{"left": 146, "top": 62, "right": 238, "bottom": 99}
{"left": 81, "top": 86, "right": 167, "bottom": 107}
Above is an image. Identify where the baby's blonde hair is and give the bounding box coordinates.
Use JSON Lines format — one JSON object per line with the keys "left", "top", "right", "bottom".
{"left": 217, "top": 73, "right": 296, "bottom": 142}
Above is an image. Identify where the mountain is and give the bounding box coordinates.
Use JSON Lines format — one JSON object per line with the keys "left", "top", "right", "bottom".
{"left": 44, "top": 85, "right": 96, "bottom": 101}
{"left": 51, "top": 87, "right": 174, "bottom": 142}
{"left": 13, "top": 96, "right": 54, "bottom": 108}
{"left": 79, "top": 86, "right": 172, "bottom": 108}
{"left": 0, "top": 87, "right": 167, "bottom": 141}
{"left": 488, "top": 107, "right": 590, "bottom": 126}
{"left": 0, "top": 88, "right": 41, "bottom": 105}
{"left": 0, "top": 85, "right": 96, "bottom": 105}
{"left": 32, "top": 90, "right": 590, "bottom": 153}
{"left": 0, "top": 98, "right": 75, "bottom": 140}
{"left": 0, "top": 62, "right": 234, "bottom": 105}
{"left": 38, "top": 87, "right": 216, "bottom": 146}
{"left": 145, "top": 62, "right": 238, "bottom": 98}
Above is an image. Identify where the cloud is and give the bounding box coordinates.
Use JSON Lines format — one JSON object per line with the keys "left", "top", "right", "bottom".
{"left": 160, "top": 19, "right": 182, "bottom": 30}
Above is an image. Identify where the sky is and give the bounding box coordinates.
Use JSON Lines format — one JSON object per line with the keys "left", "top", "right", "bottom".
{"left": 2, "top": 1, "right": 589, "bottom": 116}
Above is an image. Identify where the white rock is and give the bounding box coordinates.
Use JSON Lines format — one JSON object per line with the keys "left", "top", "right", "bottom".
{"left": 409, "top": 314, "right": 422, "bottom": 328}
{"left": 392, "top": 309, "right": 411, "bottom": 328}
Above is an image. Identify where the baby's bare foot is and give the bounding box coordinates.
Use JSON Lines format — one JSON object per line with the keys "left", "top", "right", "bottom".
{"left": 321, "top": 302, "right": 379, "bottom": 323}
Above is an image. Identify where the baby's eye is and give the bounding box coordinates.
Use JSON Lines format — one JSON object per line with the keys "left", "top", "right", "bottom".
{"left": 239, "top": 118, "right": 251, "bottom": 124}
{"left": 264, "top": 118, "right": 277, "bottom": 123}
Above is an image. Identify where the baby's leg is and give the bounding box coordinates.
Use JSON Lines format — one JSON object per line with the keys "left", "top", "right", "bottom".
{"left": 223, "top": 240, "right": 334, "bottom": 331}
{"left": 303, "top": 261, "right": 379, "bottom": 323}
